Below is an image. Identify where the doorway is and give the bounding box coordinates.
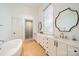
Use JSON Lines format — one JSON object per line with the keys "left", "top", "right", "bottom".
{"left": 25, "top": 20, "right": 33, "bottom": 39}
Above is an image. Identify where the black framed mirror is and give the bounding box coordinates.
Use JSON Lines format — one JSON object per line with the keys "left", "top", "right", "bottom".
{"left": 38, "top": 21, "right": 43, "bottom": 33}
{"left": 55, "top": 8, "right": 79, "bottom": 32}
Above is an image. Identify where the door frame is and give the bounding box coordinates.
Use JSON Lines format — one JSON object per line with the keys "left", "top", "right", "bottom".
{"left": 25, "top": 19, "right": 33, "bottom": 39}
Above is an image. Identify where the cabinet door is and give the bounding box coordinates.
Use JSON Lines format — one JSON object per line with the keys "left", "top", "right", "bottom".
{"left": 39, "top": 36, "right": 44, "bottom": 47}
{"left": 43, "top": 38, "right": 49, "bottom": 53}
{"left": 57, "top": 41, "right": 67, "bottom": 56}
{"left": 48, "top": 39, "right": 56, "bottom": 56}
{"left": 36, "top": 35, "right": 40, "bottom": 43}
{"left": 33, "top": 33, "right": 36, "bottom": 40}
{"left": 68, "top": 45, "right": 79, "bottom": 56}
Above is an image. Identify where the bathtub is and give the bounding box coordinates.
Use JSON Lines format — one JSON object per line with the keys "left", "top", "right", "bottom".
{"left": 0, "top": 39, "right": 23, "bottom": 56}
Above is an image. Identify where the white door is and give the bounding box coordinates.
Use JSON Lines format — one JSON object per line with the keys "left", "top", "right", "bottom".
{"left": 48, "top": 39, "right": 56, "bottom": 56}
{"left": 11, "top": 16, "right": 23, "bottom": 39}
{"left": 57, "top": 41, "right": 67, "bottom": 56}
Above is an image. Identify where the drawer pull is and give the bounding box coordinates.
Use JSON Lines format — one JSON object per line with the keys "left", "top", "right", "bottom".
{"left": 74, "top": 50, "right": 77, "bottom": 52}
{"left": 56, "top": 42, "right": 58, "bottom": 47}
{"left": 47, "top": 42, "right": 48, "bottom": 44}
{"left": 72, "top": 38, "right": 77, "bottom": 41}
{"left": 54, "top": 41, "right": 56, "bottom": 46}
{"left": 47, "top": 47, "right": 48, "bottom": 48}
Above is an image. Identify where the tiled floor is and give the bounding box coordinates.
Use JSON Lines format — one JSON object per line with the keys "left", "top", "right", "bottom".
{"left": 22, "top": 39, "right": 48, "bottom": 56}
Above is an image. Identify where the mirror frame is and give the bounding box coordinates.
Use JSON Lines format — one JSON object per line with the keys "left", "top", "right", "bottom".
{"left": 55, "top": 8, "right": 79, "bottom": 32}
{"left": 38, "top": 21, "right": 43, "bottom": 33}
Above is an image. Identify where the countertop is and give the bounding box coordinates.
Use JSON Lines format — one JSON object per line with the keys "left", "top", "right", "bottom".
{"left": 36, "top": 33, "right": 79, "bottom": 49}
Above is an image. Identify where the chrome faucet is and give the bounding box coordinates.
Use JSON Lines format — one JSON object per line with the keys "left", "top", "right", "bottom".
{"left": 60, "top": 33, "right": 64, "bottom": 38}
{"left": 0, "top": 40, "right": 4, "bottom": 42}
{"left": 59, "top": 33, "right": 68, "bottom": 39}
{"left": 0, "top": 40, "right": 4, "bottom": 45}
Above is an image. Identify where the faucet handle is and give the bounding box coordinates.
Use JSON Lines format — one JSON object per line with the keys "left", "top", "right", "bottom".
{"left": 60, "top": 33, "right": 64, "bottom": 39}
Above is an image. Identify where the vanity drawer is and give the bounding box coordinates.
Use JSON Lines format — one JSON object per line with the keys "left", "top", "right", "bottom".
{"left": 43, "top": 38, "right": 49, "bottom": 52}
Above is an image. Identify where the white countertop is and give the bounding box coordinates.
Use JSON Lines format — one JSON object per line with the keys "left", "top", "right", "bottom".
{"left": 37, "top": 33, "right": 79, "bottom": 49}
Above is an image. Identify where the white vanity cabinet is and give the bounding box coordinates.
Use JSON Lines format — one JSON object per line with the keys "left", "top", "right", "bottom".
{"left": 56, "top": 41, "right": 67, "bottom": 56}
{"left": 34, "top": 33, "right": 79, "bottom": 56}
{"left": 48, "top": 39, "right": 67, "bottom": 56}
{"left": 43, "top": 38, "right": 48, "bottom": 52}
{"left": 68, "top": 45, "right": 79, "bottom": 56}
{"left": 33, "top": 33, "right": 38, "bottom": 43}
{"left": 48, "top": 39, "right": 56, "bottom": 56}
{"left": 38, "top": 36, "right": 42, "bottom": 44}
{"left": 35, "top": 34, "right": 68, "bottom": 56}
{"left": 33, "top": 33, "right": 37, "bottom": 40}
{"left": 39, "top": 36, "right": 44, "bottom": 47}
{"left": 35, "top": 35, "right": 39, "bottom": 43}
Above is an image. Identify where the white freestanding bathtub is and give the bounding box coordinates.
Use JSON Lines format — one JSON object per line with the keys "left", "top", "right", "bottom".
{"left": 0, "top": 39, "right": 23, "bottom": 56}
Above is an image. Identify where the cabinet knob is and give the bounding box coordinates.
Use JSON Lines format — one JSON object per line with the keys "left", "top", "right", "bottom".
{"left": 72, "top": 38, "right": 77, "bottom": 41}
{"left": 46, "top": 47, "right": 48, "bottom": 48}
{"left": 74, "top": 50, "right": 77, "bottom": 52}
{"left": 56, "top": 42, "right": 58, "bottom": 47}
{"left": 13, "top": 32, "right": 16, "bottom": 34}
{"left": 54, "top": 41, "right": 56, "bottom": 46}
{"left": 47, "top": 42, "right": 48, "bottom": 44}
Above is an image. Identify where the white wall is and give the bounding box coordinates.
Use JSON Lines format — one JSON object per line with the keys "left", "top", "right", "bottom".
{"left": 0, "top": 3, "right": 39, "bottom": 41}
{"left": 0, "top": 4, "right": 12, "bottom": 41}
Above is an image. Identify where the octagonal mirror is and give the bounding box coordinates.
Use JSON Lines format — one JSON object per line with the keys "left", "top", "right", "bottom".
{"left": 55, "top": 8, "right": 79, "bottom": 32}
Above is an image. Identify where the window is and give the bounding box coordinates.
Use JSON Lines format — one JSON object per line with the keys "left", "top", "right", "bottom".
{"left": 42, "top": 4, "right": 53, "bottom": 35}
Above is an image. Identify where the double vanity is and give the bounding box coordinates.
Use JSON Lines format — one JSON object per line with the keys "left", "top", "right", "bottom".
{"left": 34, "top": 33, "right": 79, "bottom": 56}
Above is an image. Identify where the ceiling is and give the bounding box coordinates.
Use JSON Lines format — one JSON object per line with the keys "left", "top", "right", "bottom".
{"left": 23, "top": 3, "right": 48, "bottom": 9}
